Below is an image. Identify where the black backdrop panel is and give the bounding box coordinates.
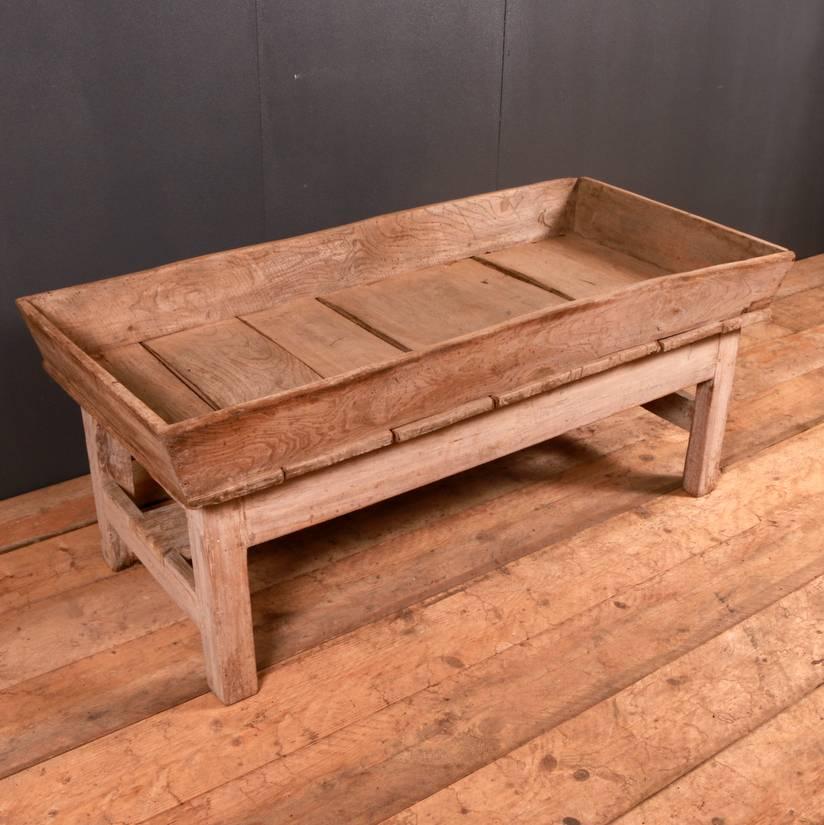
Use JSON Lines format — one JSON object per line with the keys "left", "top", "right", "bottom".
{"left": 498, "top": 0, "right": 824, "bottom": 257}
{"left": 0, "top": 2, "right": 263, "bottom": 498}
{"left": 257, "top": 0, "right": 505, "bottom": 239}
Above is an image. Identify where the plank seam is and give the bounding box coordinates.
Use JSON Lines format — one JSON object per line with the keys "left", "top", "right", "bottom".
{"left": 472, "top": 255, "right": 576, "bottom": 301}
{"left": 315, "top": 296, "right": 412, "bottom": 352}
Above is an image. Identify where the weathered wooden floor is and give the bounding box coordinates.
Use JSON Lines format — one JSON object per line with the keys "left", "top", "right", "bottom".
{"left": 1, "top": 255, "right": 823, "bottom": 825}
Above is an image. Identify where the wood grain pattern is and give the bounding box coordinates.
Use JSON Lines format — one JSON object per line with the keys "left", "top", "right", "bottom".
{"left": 683, "top": 331, "right": 740, "bottom": 496}
{"left": 1, "top": 323, "right": 822, "bottom": 797}
{"left": 81, "top": 411, "right": 137, "bottom": 570}
{"left": 187, "top": 500, "right": 257, "bottom": 704}
{"left": 242, "top": 296, "right": 403, "bottom": 376}
{"left": 145, "top": 318, "right": 321, "bottom": 408}
{"left": 0, "top": 409, "right": 679, "bottom": 777}
{"left": 241, "top": 337, "right": 719, "bottom": 545}
{"left": 574, "top": 177, "right": 787, "bottom": 272}
{"left": 166, "top": 255, "right": 789, "bottom": 506}
{"left": 478, "top": 233, "right": 667, "bottom": 298}
{"left": 17, "top": 298, "right": 183, "bottom": 500}
{"left": 101, "top": 343, "right": 214, "bottom": 423}
{"left": 0, "top": 475, "right": 95, "bottom": 555}
{"left": 23, "top": 421, "right": 819, "bottom": 825}
{"left": 283, "top": 429, "right": 394, "bottom": 479}
{"left": 771, "top": 284, "right": 824, "bottom": 332}
{"left": 29, "top": 178, "right": 578, "bottom": 352}
{"left": 613, "top": 686, "right": 824, "bottom": 825}
{"left": 18, "top": 181, "right": 793, "bottom": 506}
{"left": 101, "top": 480, "right": 198, "bottom": 622}
{"left": 391, "top": 397, "right": 495, "bottom": 443}
{"left": 323, "top": 258, "right": 564, "bottom": 349}
{"left": 378, "top": 576, "right": 824, "bottom": 825}
{"left": 776, "top": 251, "right": 824, "bottom": 296}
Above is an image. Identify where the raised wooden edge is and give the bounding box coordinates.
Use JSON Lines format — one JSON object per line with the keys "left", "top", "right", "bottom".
{"left": 391, "top": 397, "right": 496, "bottom": 443}
{"left": 242, "top": 335, "right": 721, "bottom": 545}
{"left": 494, "top": 342, "right": 662, "bottom": 407}
{"left": 100, "top": 479, "right": 198, "bottom": 623}
{"left": 17, "top": 298, "right": 166, "bottom": 433}
{"left": 494, "top": 308, "right": 769, "bottom": 408}
{"left": 283, "top": 430, "right": 394, "bottom": 480}
{"left": 161, "top": 254, "right": 790, "bottom": 506}
{"left": 24, "top": 178, "right": 579, "bottom": 352}
{"left": 658, "top": 308, "right": 770, "bottom": 352}
{"left": 17, "top": 298, "right": 189, "bottom": 501}
{"left": 577, "top": 177, "right": 791, "bottom": 261}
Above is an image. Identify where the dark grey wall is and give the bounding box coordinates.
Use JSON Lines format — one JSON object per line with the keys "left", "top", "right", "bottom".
{"left": 2, "top": 1, "right": 822, "bottom": 499}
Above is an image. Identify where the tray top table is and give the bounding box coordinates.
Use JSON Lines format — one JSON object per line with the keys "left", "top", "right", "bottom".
{"left": 19, "top": 178, "right": 793, "bottom": 703}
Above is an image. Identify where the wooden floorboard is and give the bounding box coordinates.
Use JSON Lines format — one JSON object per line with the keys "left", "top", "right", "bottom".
{"left": 0, "top": 474, "right": 95, "bottom": 554}
{"left": 613, "top": 684, "right": 824, "bottom": 825}
{"left": 0, "top": 258, "right": 822, "bottom": 824}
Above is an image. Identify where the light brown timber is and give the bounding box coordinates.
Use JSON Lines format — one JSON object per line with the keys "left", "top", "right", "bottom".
{"left": 81, "top": 410, "right": 138, "bottom": 570}
{"left": 242, "top": 337, "right": 719, "bottom": 544}
{"left": 164, "top": 257, "right": 789, "bottom": 506}
{"left": 0, "top": 474, "right": 95, "bottom": 554}
{"left": 683, "top": 330, "right": 740, "bottom": 495}
{"left": 29, "top": 178, "right": 579, "bottom": 352}
{"left": 187, "top": 500, "right": 257, "bottom": 704}
{"left": 18, "top": 179, "right": 792, "bottom": 507}
{"left": 0, "top": 266, "right": 822, "bottom": 796}
{"left": 6, "top": 422, "right": 821, "bottom": 825}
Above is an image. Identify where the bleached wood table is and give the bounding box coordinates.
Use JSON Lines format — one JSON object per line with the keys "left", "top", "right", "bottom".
{"left": 19, "top": 178, "right": 793, "bottom": 703}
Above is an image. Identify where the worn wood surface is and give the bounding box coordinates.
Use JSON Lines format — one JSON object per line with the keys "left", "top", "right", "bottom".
{"left": 477, "top": 233, "right": 666, "bottom": 298}
{"left": 574, "top": 177, "right": 783, "bottom": 271}
{"left": 30, "top": 178, "right": 579, "bottom": 352}
{"left": 0, "top": 474, "right": 95, "bottom": 554}
{"left": 242, "top": 296, "right": 402, "bottom": 377}
{"left": 241, "top": 337, "right": 719, "bottom": 544}
{"left": 145, "top": 318, "right": 321, "bottom": 407}
{"left": 2, "top": 259, "right": 819, "bottom": 823}
{"left": 81, "top": 410, "right": 137, "bottom": 570}
{"left": 323, "top": 258, "right": 563, "bottom": 349}
{"left": 165, "top": 255, "right": 789, "bottom": 506}
{"left": 187, "top": 501, "right": 258, "bottom": 704}
{"left": 683, "top": 330, "right": 740, "bottom": 495}
{"left": 20, "top": 178, "right": 792, "bottom": 507}
{"left": 101, "top": 343, "right": 214, "bottom": 423}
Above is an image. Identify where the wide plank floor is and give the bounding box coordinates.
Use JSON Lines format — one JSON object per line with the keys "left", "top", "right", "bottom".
{"left": 1, "top": 255, "right": 823, "bottom": 824}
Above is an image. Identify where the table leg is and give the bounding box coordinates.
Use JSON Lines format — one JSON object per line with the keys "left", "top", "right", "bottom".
{"left": 683, "top": 330, "right": 740, "bottom": 496}
{"left": 82, "top": 409, "right": 138, "bottom": 570}
{"left": 187, "top": 500, "right": 258, "bottom": 704}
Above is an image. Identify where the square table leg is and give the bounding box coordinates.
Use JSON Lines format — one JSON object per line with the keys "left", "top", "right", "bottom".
{"left": 683, "top": 330, "right": 740, "bottom": 496}
{"left": 187, "top": 500, "right": 258, "bottom": 704}
{"left": 82, "top": 409, "right": 138, "bottom": 571}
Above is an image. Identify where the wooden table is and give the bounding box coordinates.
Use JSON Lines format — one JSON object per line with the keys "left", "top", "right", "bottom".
{"left": 18, "top": 178, "right": 793, "bottom": 704}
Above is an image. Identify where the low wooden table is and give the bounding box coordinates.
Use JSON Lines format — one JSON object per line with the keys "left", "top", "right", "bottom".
{"left": 19, "top": 178, "right": 793, "bottom": 704}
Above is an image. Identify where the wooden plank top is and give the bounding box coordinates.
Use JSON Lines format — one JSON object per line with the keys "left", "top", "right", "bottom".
{"left": 144, "top": 319, "right": 321, "bottom": 407}
{"left": 242, "top": 296, "right": 403, "bottom": 376}
{"left": 477, "top": 234, "right": 667, "bottom": 299}
{"left": 101, "top": 343, "right": 214, "bottom": 423}
{"left": 17, "top": 178, "right": 794, "bottom": 503}
{"left": 322, "top": 258, "right": 566, "bottom": 349}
